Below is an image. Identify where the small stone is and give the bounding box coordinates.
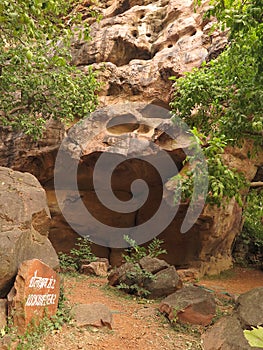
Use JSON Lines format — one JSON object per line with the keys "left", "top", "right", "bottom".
{"left": 139, "top": 256, "right": 169, "bottom": 274}
{"left": 159, "top": 285, "right": 216, "bottom": 326}
{"left": 71, "top": 303, "right": 113, "bottom": 329}
{"left": 145, "top": 266, "right": 182, "bottom": 299}
{"left": 177, "top": 268, "right": 200, "bottom": 283}
{"left": 80, "top": 260, "right": 109, "bottom": 277}
{"left": 7, "top": 259, "right": 60, "bottom": 334}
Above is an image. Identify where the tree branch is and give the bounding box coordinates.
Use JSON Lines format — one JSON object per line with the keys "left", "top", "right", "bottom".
{"left": 250, "top": 182, "right": 263, "bottom": 188}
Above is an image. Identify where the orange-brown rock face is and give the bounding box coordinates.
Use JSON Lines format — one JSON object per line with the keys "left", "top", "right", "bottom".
{"left": 71, "top": 0, "right": 227, "bottom": 107}
{"left": 46, "top": 102, "right": 252, "bottom": 276}
{"left": 0, "top": 0, "right": 262, "bottom": 278}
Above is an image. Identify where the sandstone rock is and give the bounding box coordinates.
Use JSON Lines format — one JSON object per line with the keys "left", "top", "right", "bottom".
{"left": 145, "top": 266, "right": 182, "bottom": 299}
{"left": 0, "top": 119, "right": 64, "bottom": 184}
{"left": 159, "top": 285, "right": 216, "bottom": 326}
{"left": 201, "top": 315, "right": 261, "bottom": 350}
{"left": 139, "top": 256, "right": 169, "bottom": 274}
{"left": 7, "top": 259, "right": 60, "bottom": 334}
{"left": 71, "top": 303, "right": 112, "bottom": 329}
{"left": 0, "top": 0, "right": 262, "bottom": 282}
{"left": 236, "top": 287, "right": 263, "bottom": 328}
{"left": 0, "top": 300, "right": 7, "bottom": 330}
{"left": 177, "top": 268, "right": 200, "bottom": 283}
{"left": 0, "top": 167, "right": 59, "bottom": 297}
{"left": 51, "top": 102, "right": 252, "bottom": 276}
{"left": 109, "top": 248, "right": 125, "bottom": 267}
{"left": 80, "top": 259, "right": 109, "bottom": 277}
{"left": 108, "top": 262, "right": 142, "bottom": 287}
{"left": 71, "top": 0, "right": 227, "bottom": 107}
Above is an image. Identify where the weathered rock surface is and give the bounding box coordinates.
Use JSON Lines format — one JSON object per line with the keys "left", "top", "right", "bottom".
{"left": 201, "top": 315, "right": 260, "bottom": 350}
{"left": 202, "top": 287, "right": 263, "bottom": 350}
{"left": 145, "top": 266, "right": 181, "bottom": 298}
{"left": 108, "top": 257, "right": 181, "bottom": 298}
{"left": 0, "top": 299, "right": 7, "bottom": 330}
{"left": 0, "top": 119, "right": 65, "bottom": 185}
{"left": 80, "top": 259, "right": 110, "bottom": 277}
{"left": 72, "top": 0, "right": 227, "bottom": 107}
{"left": 71, "top": 303, "right": 113, "bottom": 329}
{"left": 236, "top": 287, "right": 263, "bottom": 328}
{"left": 7, "top": 259, "right": 60, "bottom": 334}
{"left": 159, "top": 285, "right": 216, "bottom": 326}
{"left": 139, "top": 256, "right": 169, "bottom": 274}
{"left": 49, "top": 102, "right": 259, "bottom": 275}
{"left": 1, "top": 0, "right": 262, "bottom": 280}
{"left": 0, "top": 167, "right": 59, "bottom": 297}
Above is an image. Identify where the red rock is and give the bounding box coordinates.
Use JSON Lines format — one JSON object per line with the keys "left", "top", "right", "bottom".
{"left": 7, "top": 259, "right": 60, "bottom": 334}
{"left": 159, "top": 286, "right": 216, "bottom": 326}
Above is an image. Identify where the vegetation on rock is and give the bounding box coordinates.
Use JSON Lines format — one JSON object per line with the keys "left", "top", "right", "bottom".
{"left": 239, "top": 189, "right": 263, "bottom": 264}
{"left": 116, "top": 236, "right": 167, "bottom": 298}
{"left": 170, "top": 1, "right": 263, "bottom": 239}
{"left": 0, "top": 0, "right": 100, "bottom": 138}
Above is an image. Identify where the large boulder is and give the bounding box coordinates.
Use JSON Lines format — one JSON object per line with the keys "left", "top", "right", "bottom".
{"left": 0, "top": 167, "right": 59, "bottom": 297}
{"left": 49, "top": 102, "right": 257, "bottom": 276}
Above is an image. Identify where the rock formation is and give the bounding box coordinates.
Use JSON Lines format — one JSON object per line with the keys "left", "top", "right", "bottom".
{"left": 0, "top": 167, "right": 59, "bottom": 297}
{"left": 0, "top": 0, "right": 262, "bottom": 278}
{"left": 72, "top": 0, "right": 227, "bottom": 107}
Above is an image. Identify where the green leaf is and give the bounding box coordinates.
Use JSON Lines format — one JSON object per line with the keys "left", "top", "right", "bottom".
{"left": 244, "top": 327, "right": 263, "bottom": 348}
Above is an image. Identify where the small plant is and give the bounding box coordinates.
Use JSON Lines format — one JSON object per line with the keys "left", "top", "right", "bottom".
{"left": 116, "top": 236, "right": 167, "bottom": 298}
{"left": 244, "top": 326, "right": 263, "bottom": 348}
{"left": 123, "top": 235, "right": 167, "bottom": 263}
{"left": 58, "top": 237, "right": 97, "bottom": 272}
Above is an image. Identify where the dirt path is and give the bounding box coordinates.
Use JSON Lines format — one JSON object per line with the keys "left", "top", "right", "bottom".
{"left": 44, "top": 267, "right": 263, "bottom": 350}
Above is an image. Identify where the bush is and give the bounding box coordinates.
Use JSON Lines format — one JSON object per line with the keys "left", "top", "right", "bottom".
{"left": 58, "top": 237, "right": 97, "bottom": 272}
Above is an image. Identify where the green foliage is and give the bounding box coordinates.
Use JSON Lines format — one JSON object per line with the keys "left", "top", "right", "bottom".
{"left": 117, "top": 269, "right": 154, "bottom": 298}
{"left": 58, "top": 237, "right": 97, "bottom": 272}
{"left": 123, "top": 235, "right": 167, "bottom": 263}
{"left": 241, "top": 189, "right": 263, "bottom": 247}
{"left": 173, "top": 131, "right": 247, "bottom": 207}
{"left": 170, "top": 0, "right": 263, "bottom": 206}
{"left": 0, "top": 0, "right": 100, "bottom": 138}
{"left": 244, "top": 326, "right": 263, "bottom": 348}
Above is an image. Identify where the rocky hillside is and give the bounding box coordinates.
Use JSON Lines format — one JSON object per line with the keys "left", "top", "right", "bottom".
{"left": 0, "top": 0, "right": 262, "bottom": 278}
